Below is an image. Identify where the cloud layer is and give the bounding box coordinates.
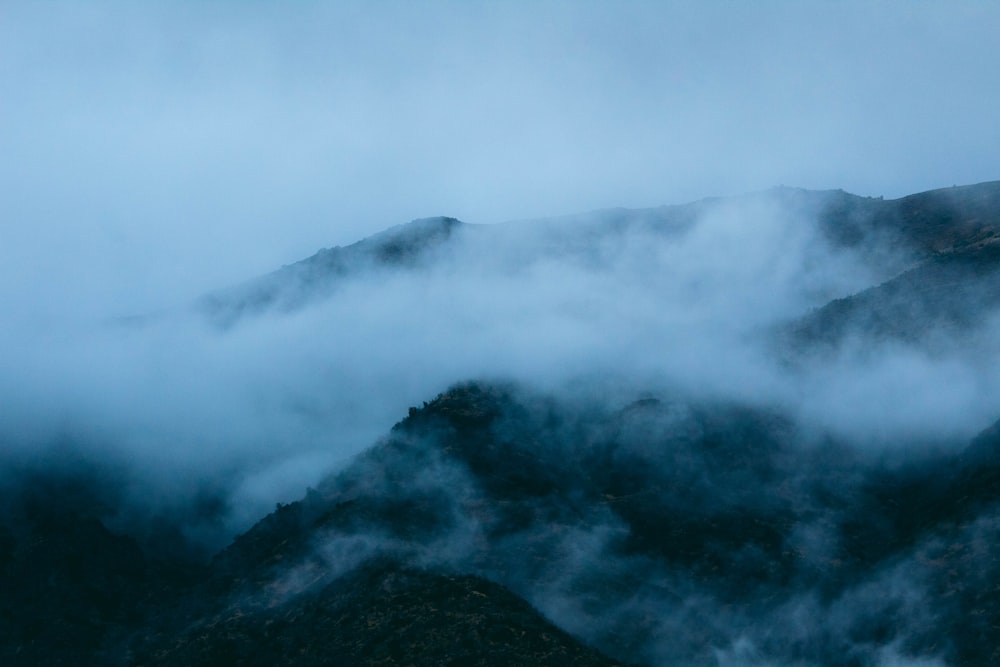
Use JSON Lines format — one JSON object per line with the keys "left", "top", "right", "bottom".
{"left": 4, "top": 185, "right": 1000, "bottom": 553}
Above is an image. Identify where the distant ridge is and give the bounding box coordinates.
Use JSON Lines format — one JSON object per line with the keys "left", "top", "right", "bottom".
{"left": 198, "top": 216, "right": 463, "bottom": 327}
{"left": 195, "top": 180, "right": 1000, "bottom": 331}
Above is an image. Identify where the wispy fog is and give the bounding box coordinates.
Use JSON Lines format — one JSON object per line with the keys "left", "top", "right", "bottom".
{"left": 4, "top": 182, "right": 1000, "bottom": 550}
{"left": 2, "top": 7, "right": 1000, "bottom": 663}
{"left": 2, "top": 0, "right": 1000, "bottom": 562}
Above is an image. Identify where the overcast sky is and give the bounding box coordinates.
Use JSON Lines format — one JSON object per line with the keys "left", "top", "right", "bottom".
{"left": 2, "top": 1, "right": 999, "bottom": 313}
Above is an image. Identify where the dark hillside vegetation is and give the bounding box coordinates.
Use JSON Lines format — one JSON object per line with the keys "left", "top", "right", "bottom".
{"left": 3, "top": 380, "right": 998, "bottom": 665}
{"left": 4, "top": 181, "right": 1000, "bottom": 665}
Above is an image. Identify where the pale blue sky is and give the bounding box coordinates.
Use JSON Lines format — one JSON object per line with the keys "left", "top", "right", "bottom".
{"left": 2, "top": 1, "right": 999, "bottom": 312}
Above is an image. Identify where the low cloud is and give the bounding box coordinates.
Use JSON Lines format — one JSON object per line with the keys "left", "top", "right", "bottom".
{"left": 3, "top": 188, "right": 999, "bottom": 547}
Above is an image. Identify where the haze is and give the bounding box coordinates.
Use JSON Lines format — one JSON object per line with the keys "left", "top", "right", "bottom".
{"left": 3, "top": 1, "right": 1000, "bottom": 551}
{"left": 3, "top": 1, "right": 999, "bottom": 313}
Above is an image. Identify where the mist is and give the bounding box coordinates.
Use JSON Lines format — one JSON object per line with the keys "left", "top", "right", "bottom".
{"left": 3, "top": 183, "right": 1000, "bottom": 548}
{"left": 3, "top": 3, "right": 1000, "bottom": 664}
{"left": 3, "top": 1, "right": 1000, "bottom": 313}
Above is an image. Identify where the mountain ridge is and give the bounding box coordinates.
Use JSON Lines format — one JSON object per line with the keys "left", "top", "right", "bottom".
{"left": 195, "top": 181, "right": 1000, "bottom": 332}
{"left": 4, "top": 179, "right": 1000, "bottom": 664}
{"left": 127, "top": 380, "right": 1000, "bottom": 665}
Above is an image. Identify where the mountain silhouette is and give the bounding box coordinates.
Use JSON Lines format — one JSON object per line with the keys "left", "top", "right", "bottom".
{"left": 3, "top": 181, "right": 1000, "bottom": 665}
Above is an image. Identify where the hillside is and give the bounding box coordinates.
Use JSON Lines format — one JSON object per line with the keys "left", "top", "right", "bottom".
{"left": 3, "top": 180, "right": 1000, "bottom": 665}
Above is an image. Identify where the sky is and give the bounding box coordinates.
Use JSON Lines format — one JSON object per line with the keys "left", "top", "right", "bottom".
{"left": 2, "top": 1, "right": 999, "bottom": 315}
{"left": 3, "top": 6, "right": 1000, "bottom": 661}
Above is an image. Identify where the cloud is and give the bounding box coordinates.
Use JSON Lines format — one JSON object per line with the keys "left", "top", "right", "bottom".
{"left": 1, "top": 5, "right": 999, "bottom": 661}
{"left": 4, "top": 183, "right": 1000, "bottom": 551}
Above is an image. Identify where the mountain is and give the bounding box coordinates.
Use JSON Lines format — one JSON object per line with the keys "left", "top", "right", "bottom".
{"left": 785, "top": 182, "right": 1000, "bottom": 353}
{"left": 3, "top": 180, "right": 1000, "bottom": 665}
{"left": 3, "top": 382, "right": 998, "bottom": 665}
{"left": 785, "top": 238, "right": 1000, "bottom": 353}
{"left": 196, "top": 182, "right": 1000, "bottom": 333}
{"left": 136, "top": 561, "right": 626, "bottom": 667}
{"left": 0, "top": 459, "right": 625, "bottom": 667}
{"left": 145, "top": 382, "right": 1000, "bottom": 665}
{"left": 197, "top": 216, "right": 464, "bottom": 328}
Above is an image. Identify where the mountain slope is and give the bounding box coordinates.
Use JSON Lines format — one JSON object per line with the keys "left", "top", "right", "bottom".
{"left": 782, "top": 181, "right": 1000, "bottom": 352}
{"left": 786, "top": 236, "right": 1000, "bottom": 352}
{"left": 135, "top": 561, "right": 626, "bottom": 667}
{"left": 153, "top": 382, "right": 999, "bottom": 665}
{"left": 197, "top": 216, "right": 464, "bottom": 328}
{"left": 193, "top": 182, "right": 1000, "bottom": 354}
{"left": 4, "top": 180, "right": 1000, "bottom": 665}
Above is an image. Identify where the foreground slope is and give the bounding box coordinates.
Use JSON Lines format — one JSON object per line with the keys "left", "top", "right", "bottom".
{"left": 137, "top": 562, "right": 623, "bottom": 667}
{"left": 175, "top": 383, "right": 1000, "bottom": 666}
{"left": 0, "top": 461, "right": 624, "bottom": 666}
{"left": 6, "top": 382, "right": 998, "bottom": 665}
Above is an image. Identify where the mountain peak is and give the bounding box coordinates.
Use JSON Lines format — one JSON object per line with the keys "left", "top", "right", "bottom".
{"left": 198, "top": 215, "right": 466, "bottom": 327}
{"left": 354, "top": 215, "right": 464, "bottom": 263}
